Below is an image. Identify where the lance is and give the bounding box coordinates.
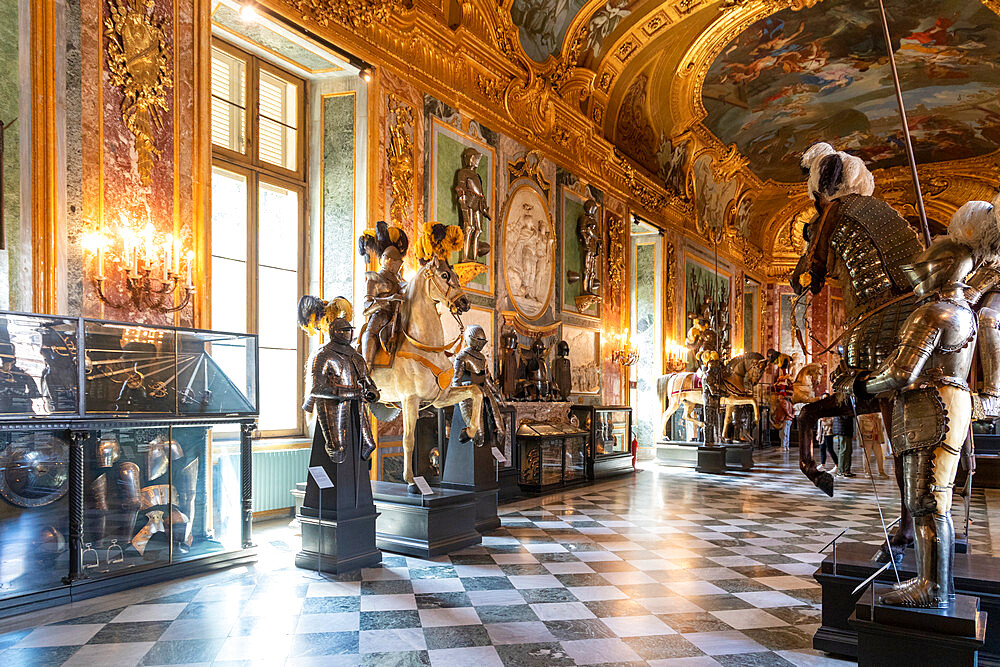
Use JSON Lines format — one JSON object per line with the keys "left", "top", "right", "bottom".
{"left": 875, "top": 0, "right": 932, "bottom": 248}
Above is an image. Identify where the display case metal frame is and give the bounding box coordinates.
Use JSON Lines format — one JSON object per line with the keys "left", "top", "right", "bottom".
{"left": 0, "top": 312, "right": 260, "bottom": 618}
{"left": 516, "top": 422, "right": 589, "bottom": 494}
{"left": 570, "top": 405, "right": 633, "bottom": 480}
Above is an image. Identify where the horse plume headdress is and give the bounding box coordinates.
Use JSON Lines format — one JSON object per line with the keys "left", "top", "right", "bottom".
{"left": 801, "top": 142, "right": 875, "bottom": 202}
{"left": 414, "top": 222, "right": 464, "bottom": 264}
{"left": 297, "top": 295, "right": 353, "bottom": 337}
{"left": 947, "top": 196, "right": 1000, "bottom": 262}
{"left": 358, "top": 220, "right": 409, "bottom": 262}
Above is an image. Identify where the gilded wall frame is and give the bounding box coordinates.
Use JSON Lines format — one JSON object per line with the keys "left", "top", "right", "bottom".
{"left": 500, "top": 179, "right": 555, "bottom": 322}
{"left": 428, "top": 116, "right": 496, "bottom": 297}
{"left": 560, "top": 186, "right": 600, "bottom": 320}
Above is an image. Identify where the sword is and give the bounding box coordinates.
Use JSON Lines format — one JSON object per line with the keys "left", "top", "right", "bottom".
{"left": 847, "top": 393, "right": 901, "bottom": 585}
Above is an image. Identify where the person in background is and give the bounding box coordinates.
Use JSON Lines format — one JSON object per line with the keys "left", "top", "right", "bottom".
{"left": 816, "top": 414, "right": 838, "bottom": 474}
{"left": 772, "top": 360, "right": 796, "bottom": 449}
{"left": 833, "top": 415, "right": 855, "bottom": 478}
{"left": 856, "top": 412, "right": 890, "bottom": 478}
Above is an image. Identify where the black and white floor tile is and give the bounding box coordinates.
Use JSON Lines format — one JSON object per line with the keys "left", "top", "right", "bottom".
{"left": 0, "top": 449, "right": 990, "bottom": 666}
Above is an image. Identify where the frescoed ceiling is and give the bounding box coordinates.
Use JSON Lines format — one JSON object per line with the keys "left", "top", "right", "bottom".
{"left": 702, "top": 0, "right": 1000, "bottom": 183}
{"left": 499, "top": 0, "right": 1000, "bottom": 273}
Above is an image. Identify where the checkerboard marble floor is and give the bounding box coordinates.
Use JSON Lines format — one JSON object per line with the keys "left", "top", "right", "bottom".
{"left": 0, "top": 449, "right": 990, "bottom": 666}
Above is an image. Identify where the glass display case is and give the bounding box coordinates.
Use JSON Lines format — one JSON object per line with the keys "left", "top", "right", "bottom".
{"left": 517, "top": 421, "right": 589, "bottom": 493}
{"left": 0, "top": 311, "right": 258, "bottom": 619}
{"left": 570, "top": 405, "right": 633, "bottom": 479}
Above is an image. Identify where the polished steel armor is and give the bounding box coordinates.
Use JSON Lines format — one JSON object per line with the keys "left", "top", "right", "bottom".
{"left": 451, "top": 325, "right": 508, "bottom": 447}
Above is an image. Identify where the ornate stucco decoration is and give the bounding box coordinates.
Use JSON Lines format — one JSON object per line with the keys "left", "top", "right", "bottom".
{"left": 105, "top": 0, "right": 172, "bottom": 185}
{"left": 614, "top": 149, "right": 670, "bottom": 213}
{"left": 386, "top": 94, "right": 414, "bottom": 229}
{"left": 665, "top": 239, "right": 676, "bottom": 323}
{"left": 507, "top": 151, "right": 552, "bottom": 201}
{"left": 292, "top": 0, "right": 405, "bottom": 29}
{"left": 606, "top": 212, "right": 625, "bottom": 294}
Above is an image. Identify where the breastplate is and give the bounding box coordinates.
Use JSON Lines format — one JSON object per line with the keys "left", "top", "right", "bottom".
{"left": 910, "top": 299, "right": 977, "bottom": 391}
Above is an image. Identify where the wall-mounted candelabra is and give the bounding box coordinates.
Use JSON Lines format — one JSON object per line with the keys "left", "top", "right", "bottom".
{"left": 664, "top": 340, "right": 688, "bottom": 373}
{"left": 83, "top": 216, "right": 195, "bottom": 313}
{"left": 607, "top": 328, "right": 639, "bottom": 367}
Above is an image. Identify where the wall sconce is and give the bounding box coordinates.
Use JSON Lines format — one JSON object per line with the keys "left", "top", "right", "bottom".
{"left": 83, "top": 215, "right": 195, "bottom": 313}
{"left": 664, "top": 340, "right": 687, "bottom": 373}
{"left": 606, "top": 328, "right": 639, "bottom": 367}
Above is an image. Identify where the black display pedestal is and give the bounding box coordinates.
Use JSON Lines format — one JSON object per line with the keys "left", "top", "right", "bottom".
{"left": 696, "top": 445, "right": 726, "bottom": 474}
{"left": 850, "top": 586, "right": 986, "bottom": 667}
{"left": 724, "top": 444, "right": 754, "bottom": 470}
{"left": 295, "top": 426, "right": 381, "bottom": 575}
{"left": 440, "top": 409, "right": 500, "bottom": 533}
{"left": 371, "top": 481, "right": 481, "bottom": 557}
{"left": 813, "top": 541, "right": 1000, "bottom": 663}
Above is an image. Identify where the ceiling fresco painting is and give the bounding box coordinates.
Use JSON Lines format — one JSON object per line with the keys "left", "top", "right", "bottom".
{"left": 511, "top": 0, "right": 589, "bottom": 62}
{"left": 702, "top": 0, "right": 1000, "bottom": 183}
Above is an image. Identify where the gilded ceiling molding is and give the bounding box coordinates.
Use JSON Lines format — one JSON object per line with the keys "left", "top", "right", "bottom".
{"left": 105, "top": 0, "right": 173, "bottom": 186}
{"left": 291, "top": 0, "right": 406, "bottom": 29}
{"left": 267, "top": 0, "right": 678, "bottom": 226}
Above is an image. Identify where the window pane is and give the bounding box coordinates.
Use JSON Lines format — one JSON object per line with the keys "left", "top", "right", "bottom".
{"left": 258, "top": 182, "right": 298, "bottom": 271}
{"left": 258, "top": 348, "right": 298, "bottom": 432}
{"left": 211, "top": 256, "right": 247, "bottom": 332}
{"left": 258, "top": 70, "right": 297, "bottom": 170}
{"left": 211, "top": 167, "right": 248, "bottom": 261}
{"left": 257, "top": 266, "right": 298, "bottom": 348}
{"left": 211, "top": 48, "right": 246, "bottom": 152}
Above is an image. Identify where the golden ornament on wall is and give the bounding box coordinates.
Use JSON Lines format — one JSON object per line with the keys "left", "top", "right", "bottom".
{"left": 387, "top": 94, "right": 415, "bottom": 229}
{"left": 607, "top": 212, "right": 625, "bottom": 294}
{"left": 105, "top": 0, "right": 173, "bottom": 186}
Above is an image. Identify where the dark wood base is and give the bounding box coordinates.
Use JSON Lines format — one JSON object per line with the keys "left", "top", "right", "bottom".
{"left": 372, "top": 481, "right": 481, "bottom": 557}
{"left": 590, "top": 452, "right": 633, "bottom": 479}
{"left": 295, "top": 512, "right": 381, "bottom": 575}
{"left": 696, "top": 446, "right": 727, "bottom": 474}
{"left": 813, "top": 541, "right": 1000, "bottom": 664}
{"left": 498, "top": 468, "right": 520, "bottom": 502}
{"left": 655, "top": 440, "right": 699, "bottom": 468}
{"left": 724, "top": 444, "right": 754, "bottom": 470}
{"left": 850, "top": 586, "right": 986, "bottom": 667}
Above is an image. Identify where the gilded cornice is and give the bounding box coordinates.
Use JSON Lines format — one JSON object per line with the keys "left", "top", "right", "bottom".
{"left": 266, "top": 0, "right": 681, "bottom": 223}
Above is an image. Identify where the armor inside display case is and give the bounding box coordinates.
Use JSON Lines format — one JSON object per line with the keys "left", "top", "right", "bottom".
{"left": 0, "top": 311, "right": 259, "bottom": 616}
{"left": 517, "top": 421, "right": 589, "bottom": 492}
{"left": 0, "top": 431, "right": 70, "bottom": 598}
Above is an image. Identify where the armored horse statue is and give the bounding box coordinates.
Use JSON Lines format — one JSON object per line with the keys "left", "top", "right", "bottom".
{"left": 367, "top": 224, "right": 505, "bottom": 493}
{"left": 657, "top": 352, "right": 768, "bottom": 442}
{"left": 791, "top": 142, "right": 925, "bottom": 561}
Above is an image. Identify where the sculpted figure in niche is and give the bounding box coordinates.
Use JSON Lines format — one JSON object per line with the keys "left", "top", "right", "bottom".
{"left": 455, "top": 147, "right": 491, "bottom": 263}
{"left": 577, "top": 199, "right": 601, "bottom": 296}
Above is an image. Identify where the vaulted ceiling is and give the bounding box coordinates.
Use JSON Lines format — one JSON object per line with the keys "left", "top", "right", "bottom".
{"left": 509, "top": 0, "right": 1000, "bottom": 269}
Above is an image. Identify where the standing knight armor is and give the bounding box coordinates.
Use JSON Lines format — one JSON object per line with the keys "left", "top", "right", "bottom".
{"left": 452, "top": 325, "right": 507, "bottom": 447}
{"left": 519, "top": 338, "right": 550, "bottom": 399}
{"left": 847, "top": 203, "right": 1000, "bottom": 608}
{"left": 455, "top": 147, "right": 491, "bottom": 263}
{"left": 702, "top": 359, "right": 724, "bottom": 445}
{"left": 499, "top": 326, "right": 519, "bottom": 398}
{"left": 551, "top": 340, "right": 572, "bottom": 401}
{"left": 577, "top": 199, "right": 601, "bottom": 296}
{"left": 300, "top": 297, "right": 380, "bottom": 464}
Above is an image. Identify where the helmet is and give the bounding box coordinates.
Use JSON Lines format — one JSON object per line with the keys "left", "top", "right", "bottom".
{"left": 329, "top": 316, "right": 355, "bottom": 345}
{"left": 465, "top": 325, "right": 487, "bottom": 351}
{"left": 556, "top": 340, "right": 570, "bottom": 356}
{"left": 900, "top": 237, "right": 974, "bottom": 300}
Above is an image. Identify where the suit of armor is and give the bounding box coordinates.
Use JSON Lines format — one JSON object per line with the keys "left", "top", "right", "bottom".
{"left": 518, "top": 338, "right": 550, "bottom": 399}
{"left": 702, "top": 359, "right": 725, "bottom": 445}
{"left": 452, "top": 325, "right": 507, "bottom": 447}
{"left": 852, "top": 238, "right": 977, "bottom": 608}
{"left": 577, "top": 200, "right": 601, "bottom": 296}
{"left": 361, "top": 246, "right": 406, "bottom": 368}
{"left": 551, "top": 341, "right": 572, "bottom": 401}
{"left": 455, "top": 148, "right": 490, "bottom": 263}
{"left": 499, "top": 328, "right": 519, "bottom": 398}
{"left": 304, "top": 317, "right": 380, "bottom": 464}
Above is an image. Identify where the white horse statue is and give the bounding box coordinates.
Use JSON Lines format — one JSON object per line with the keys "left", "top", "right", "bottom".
{"left": 369, "top": 256, "right": 490, "bottom": 493}
{"left": 657, "top": 353, "right": 767, "bottom": 442}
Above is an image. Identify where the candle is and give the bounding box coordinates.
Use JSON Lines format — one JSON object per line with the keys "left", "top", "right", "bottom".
{"left": 173, "top": 238, "right": 180, "bottom": 275}
{"left": 97, "top": 233, "right": 104, "bottom": 278}
{"left": 185, "top": 250, "right": 194, "bottom": 285}
{"left": 162, "top": 239, "right": 172, "bottom": 280}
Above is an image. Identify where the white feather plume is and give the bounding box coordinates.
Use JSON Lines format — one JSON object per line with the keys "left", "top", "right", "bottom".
{"left": 802, "top": 142, "right": 874, "bottom": 201}
{"left": 948, "top": 198, "right": 1000, "bottom": 260}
